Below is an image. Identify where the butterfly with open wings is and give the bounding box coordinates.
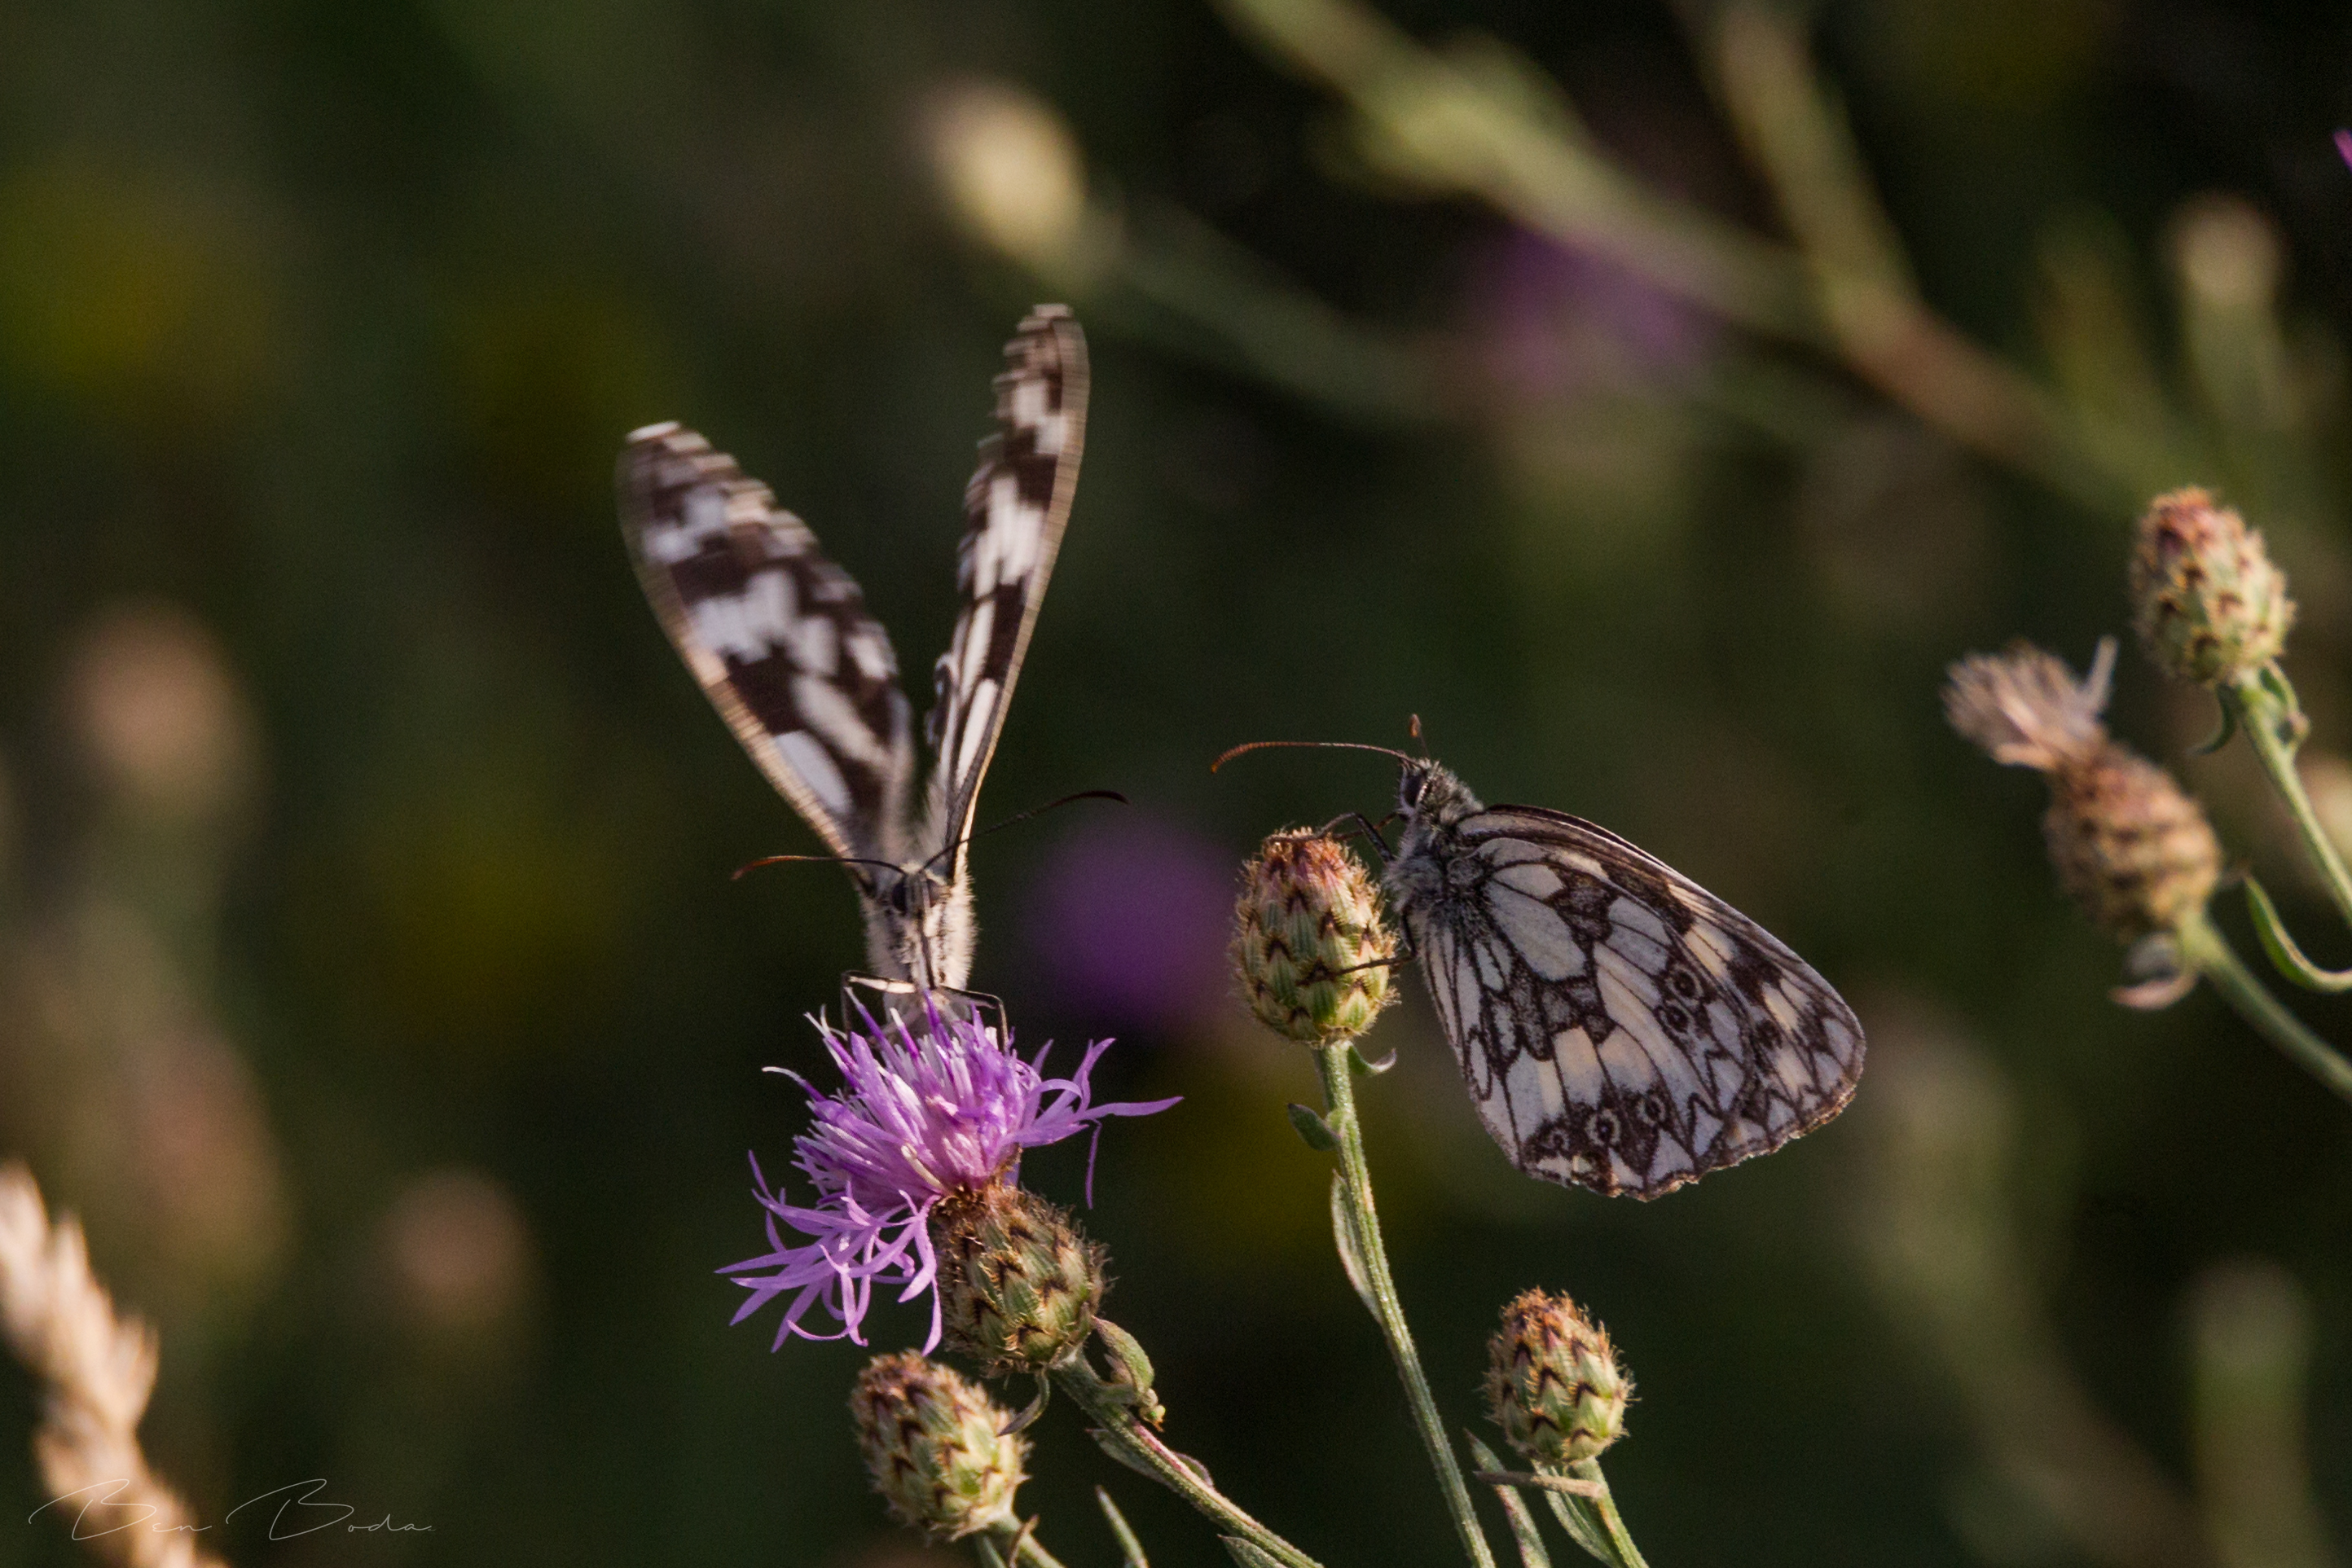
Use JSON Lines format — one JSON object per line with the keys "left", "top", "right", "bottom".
{"left": 1224, "top": 740, "right": 1864, "bottom": 1198}
{"left": 617, "top": 306, "right": 1087, "bottom": 999}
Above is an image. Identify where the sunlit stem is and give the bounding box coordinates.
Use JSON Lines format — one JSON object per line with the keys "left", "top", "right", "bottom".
{"left": 1316, "top": 1043, "right": 1501, "bottom": 1568}
{"left": 2224, "top": 666, "right": 2352, "bottom": 934}
{"left": 1050, "top": 1357, "right": 1324, "bottom": 1568}
{"left": 2177, "top": 907, "right": 2352, "bottom": 1108}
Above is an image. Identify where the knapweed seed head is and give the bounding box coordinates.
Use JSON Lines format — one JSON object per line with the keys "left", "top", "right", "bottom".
{"left": 2044, "top": 744, "right": 2222, "bottom": 941}
{"left": 722, "top": 1001, "right": 1176, "bottom": 1350}
{"left": 851, "top": 1351, "right": 1027, "bottom": 1541}
{"left": 934, "top": 1183, "right": 1106, "bottom": 1374}
{"left": 2130, "top": 488, "right": 2294, "bottom": 686}
{"left": 1944, "top": 639, "right": 2113, "bottom": 775}
{"left": 1945, "top": 639, "right": 2221, "bottom": 939}
{"left": 1233, "top": 829, "right": 1398, "bottom": 1045}
{"left": 1485, "top": 1289, "right": 1628, "bottom": 1466}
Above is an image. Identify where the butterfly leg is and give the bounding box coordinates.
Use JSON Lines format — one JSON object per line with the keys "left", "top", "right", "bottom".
{"left": 839, "top": 973, "right": 1008, "bottom": 1037}
{"left": 1318, "top": 810, "right": 1399, "bottom": 867}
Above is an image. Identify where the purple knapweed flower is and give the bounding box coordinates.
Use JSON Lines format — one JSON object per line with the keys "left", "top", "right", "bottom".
{"left": 721, "top": 999, "right": 1176, "bottom": 1351}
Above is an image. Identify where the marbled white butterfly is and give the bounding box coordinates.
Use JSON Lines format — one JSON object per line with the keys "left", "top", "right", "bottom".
{"left": 617, "top": 306, "right": 1087, "bottom": 996}
{"left": 1226, "top": 741, "right": 1864, "bottom": 1197}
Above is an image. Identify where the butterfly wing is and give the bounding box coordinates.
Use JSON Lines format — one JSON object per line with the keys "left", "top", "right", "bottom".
{"left": 1413, "top": 805, "right": 1862, "bottom": 1199}
{"left": 921, "top": 306, "right": 1089, "bottom": 881}
{"left": 617, "top": 423, "right": 917, "bottom": 870}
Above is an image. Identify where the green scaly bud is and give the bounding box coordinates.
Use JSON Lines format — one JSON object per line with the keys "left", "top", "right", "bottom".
{"left": 1485, "top": 1289, "right": 1629, "bottom": 1466}
{"left": 2130, "top": 488, "right": 2295, "bottom": 686}
{"left": 1233, "top": 829, "right": 1397, "bottom": 1045}
{"left": 934, "top": 1183, "right": 1106, "bottom": 1374}
{"left": 851, "top": 1351, "right": 1027, "bottom": 1540}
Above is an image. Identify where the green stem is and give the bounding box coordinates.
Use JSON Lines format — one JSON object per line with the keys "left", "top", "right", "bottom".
{"left": 1051, "top": 1359, "right": 1324, "bottom": 1568}
{"left": 2224, "top": 669, "right": 2352, "bottom": 933}
{"left": 1316, "top": 1043, "right": 1500, "bottom": 1568}
{"left": 1567, "top": 1460, "right": 1649, "bottom": 1568}
{"left": 2178, "top": 908, "right": 2352, "bottom": 1108}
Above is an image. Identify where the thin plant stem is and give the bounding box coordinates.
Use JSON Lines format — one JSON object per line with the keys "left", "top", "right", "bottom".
{"left": 980, "top": 1518, "right": 1071, "bottom": 1568}
{"left": 1316, "top": 1043, "right": 1500, "bottom": 1568}
{"left": 2223, "top": 670, "right": 2352, "bottom": 933}
{"left": 2178, "top": 908, "right": 2352, "bottom": 1108}
{"left": 1097, "top": 1487, "right": 1152, "bottom": 1568}
{"left": 1051, "top": 1359, "right": 1325, "bottom": 1568}
{"left": 1567, "top": 1460, "right": 1650, "bottom": 1568}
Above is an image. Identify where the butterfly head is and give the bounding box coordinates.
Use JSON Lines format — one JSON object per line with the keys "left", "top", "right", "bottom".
{"left": 865, "top": 861, "right": 976, "bottom": 993}
{"left": 1397, "top": 758, "right": 1481, "bottom": 828}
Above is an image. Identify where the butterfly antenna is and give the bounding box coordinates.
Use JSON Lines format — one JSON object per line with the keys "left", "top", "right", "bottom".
{"left": 732, "top": 852, "right": 904, "bottom": 882}
{"left": 916, "top": 789, "right": 1130, "bottom": 879}
{"left": 1211, "top": 740, "right": 1415, "bottom": 772}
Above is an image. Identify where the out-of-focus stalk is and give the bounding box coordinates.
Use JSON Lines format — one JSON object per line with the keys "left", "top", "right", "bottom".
{"left": 2187, "top": 1263, "right": 2337, "bottom": 1568}
{"left": 1853, "top": 1019, "right": 2218, "bottom": 1568}
{"left": 1212, "top": 0, "right": 2130, "bottom": 511}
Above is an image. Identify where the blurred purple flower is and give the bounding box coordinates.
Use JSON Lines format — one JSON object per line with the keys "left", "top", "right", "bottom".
{"left": 2337, "top": 128, "right": 2352, "bottom": 169}
{"left": 1464, "top": 228, "right": 1714, "bottom": 402}
{"left": 1021, "top": 815, "right": 1234, "bottom": 1033}
{"left": 722, "top": 1001, "right": 1176, "bottom": 1351}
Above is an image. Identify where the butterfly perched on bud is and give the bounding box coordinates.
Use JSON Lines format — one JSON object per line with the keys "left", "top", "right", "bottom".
{"left": 618, "top": 307, "right": 1087, "bottom": 998}
{"left": 1219, "top": 739, "right": 1865, "bottom": 1198}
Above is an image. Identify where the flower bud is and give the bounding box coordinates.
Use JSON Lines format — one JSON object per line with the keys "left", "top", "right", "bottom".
{"left": 851, "top": 1351, "right": 1027, "bottom": 1540}
{"left": 1484, "top": 1289, "right": 1629, "bottom": 1466}
{"left": 2130, "top": 488, "right": 2294, "bottom": 686}
{"left": 1233, "top": 830, "right": 1397, "bottom": 1045}
{"left": 2045, "top": 742, "right": 2222, "bottom": 940}
{"left": 1945, "top": 639, "right": 2222, "bottom": 939}
{"left": 934, "top": 1184, "right": 1106, "bottom": 1373}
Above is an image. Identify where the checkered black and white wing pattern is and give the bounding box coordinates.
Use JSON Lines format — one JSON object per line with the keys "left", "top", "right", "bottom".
{"left": 1414, "top": 806, "right": 1862, "bottom": 1200}
{"left": 618, "top": 424, "right": 917, "bottom": 869}
{"left": 922, "top": 305, "right": 1088, "bottom": 886}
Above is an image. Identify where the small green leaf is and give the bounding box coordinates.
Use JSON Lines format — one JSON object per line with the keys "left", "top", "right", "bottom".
{"left": 1286, "top": 1102, "right": 1339, "bottom": 1151}
{"left": 1096, "top": 1487, "right": 1150, "bottom": 1568}
{"left": 1221, "top": 1537, "right": 1286, "bottom": 1568}
{"left": 1540, "top": 1487, "right": 1616, "bottom": 1566}
{"left": 1003, "top": 1373, "right": 1051, "bottom": 1434}
{"left": 1328, "top": 1174, "right": 1378, "bottom": 1315}
{"left": 1092, "top": 1318, "right": 1155, "bottom": 1392}
{"left": 1088, "top": 1424, "right": 1160, "bottom": 1481}
{"left": 2244, "top": 877, "right": 2352, "bottom": 991}
{"left": 1348, "top": 1041, "right": 1398, "bottom": 1075}
{"left": 2190, "top": 696, "right": 2237, "bottom": 755}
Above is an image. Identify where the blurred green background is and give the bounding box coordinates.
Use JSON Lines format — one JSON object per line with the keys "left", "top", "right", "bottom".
{"left": 2, "top": 0, "right": 2350, "bottom": 1564}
